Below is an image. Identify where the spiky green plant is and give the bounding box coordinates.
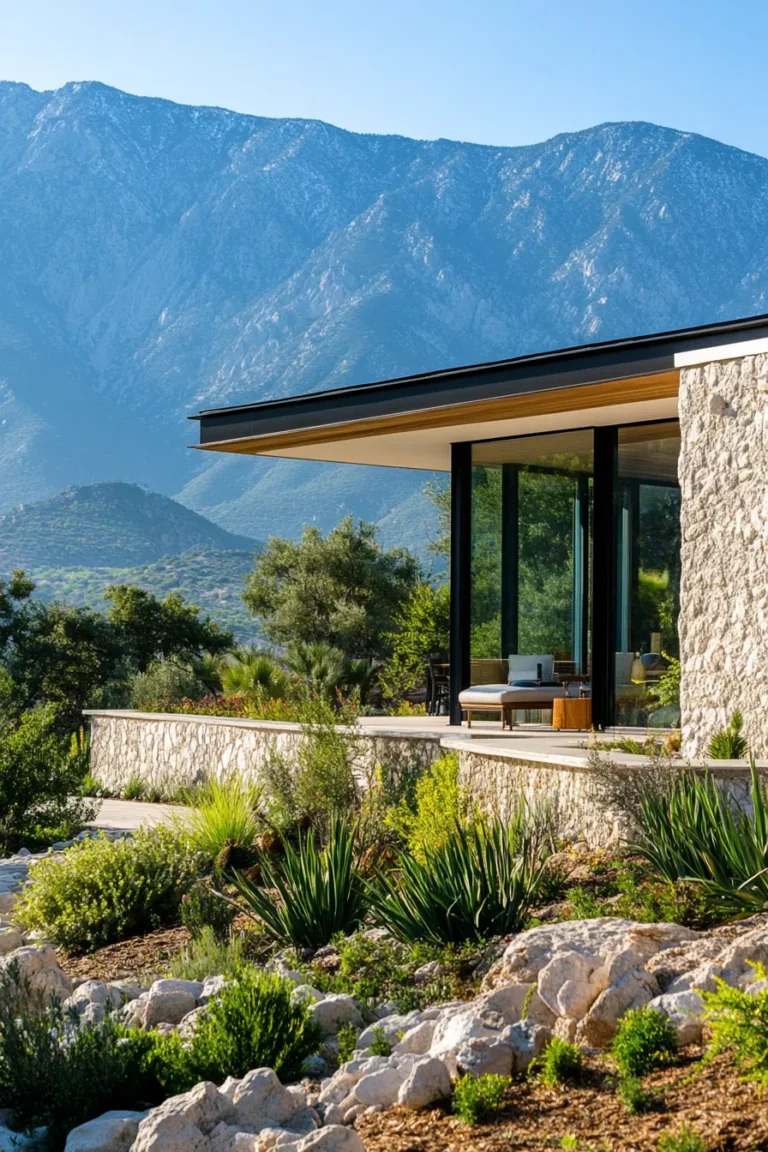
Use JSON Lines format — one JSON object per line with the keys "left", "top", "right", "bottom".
{"left": 181, "top": 775, "right": 262, "bottom": 862}
{"left": 631, "top": 758, "right": 768, "bottom": 914}
{"left": 231, "top": 814, "right": 367, "bottom": 949}
{"left": 368, "top": 816, "right": 545, "bottom": 946}
{"left": 708, "top": 709, "right": 749, "bottom": 760}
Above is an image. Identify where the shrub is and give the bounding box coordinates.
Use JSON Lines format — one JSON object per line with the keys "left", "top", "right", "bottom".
{"left": 16, "top": 826, "right": 204, "bottom": 951}
{"left": 0, "top": 706, "right": 95, "bottom": 852}
{"left": 185, "top": 968, "right": 322, "bottom": 1084}
{"left": 0, "top": 963, "right": 171, "bottom": 1149}
{"left": 632, "top": 759, "right": 768, "bottom": 914}
{"left": 708, "top": 709, "right": 748, "bottom": 760}
{"left": 302, "top": 930, "right": 481, "bottom": 1011}
{"left": 169, "top": 926, "right": 246, "bottom": 981}
{"left": 452, "top": 1073, "right": 511, "bottom": 1125}
{"left": 337, "top": 1022, "right": 359, "bottom": 1063}
{"left": 657, "top": 1125, "right": 707, "bottom": 1152}
{"left": 617, "top": 1073, "right": 661, "bottom": 1115}
{"left": 182, "top": 775, "right": 262, "bottom": 867}
{"left": 532, "top": 1037, "right": 583, "bottom": 1087}
{"left": 369, "top": 1027, "right": 392, "bottom": 1057}
{"left": 379, "top": 581, "right": 450, "bottom": 702}
{"left": 232, "top": 814, "right": 367, "bottom": 949}
{"left": 129, "top": 658, "right": 207, "bottom": 710}
{"left": 122, "top": 774, "right": 147, "bottom": 800}
{"left": 701, "top": 965, "right": 768, "bottom": 1087}
{"left": 180, "top": 881, "right": 237, "bottom": 943}
{"left": 262, "top": 697, "right": 360, "bottom": 836}
{"left": 611, "top": 1008, "right": 677, "bottom": 1079}
{"left": 386, "top": 753, "right": 474, "bottom": 861}
{"left": 368, "top": 815, "right": 545, "bottom": 946}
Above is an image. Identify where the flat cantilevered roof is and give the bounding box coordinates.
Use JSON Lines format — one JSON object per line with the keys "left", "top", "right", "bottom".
{"left": 191, "top": 312, "right": 768, "bottom": 472}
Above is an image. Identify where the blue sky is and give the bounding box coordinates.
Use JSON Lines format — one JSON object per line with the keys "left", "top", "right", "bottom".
{"left": 2, "top": 0, "right": 767, "bottom": 156}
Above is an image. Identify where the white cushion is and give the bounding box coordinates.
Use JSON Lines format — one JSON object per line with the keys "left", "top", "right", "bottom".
{"left": 459, "top": 684, "right": 568, "bottom": 706}
{"left": 507, "top": 654, "right": 554, "bottom": 682}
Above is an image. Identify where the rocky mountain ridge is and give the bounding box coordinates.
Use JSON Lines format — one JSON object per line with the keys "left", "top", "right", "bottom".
{"left": 2, "top": 80, "right": 768, "bottom": 541}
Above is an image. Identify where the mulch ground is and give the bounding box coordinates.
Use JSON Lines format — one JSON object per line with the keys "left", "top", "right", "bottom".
{"left": 58, "top": 925, "right": 191, "bottom": 983}
{"left": 356, "top": 1052, "right": 768, "bottom": 1151}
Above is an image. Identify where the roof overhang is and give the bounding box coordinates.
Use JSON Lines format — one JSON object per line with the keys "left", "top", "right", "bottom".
{"left": 191, "top": 315, "right": 768, "bottom": 472}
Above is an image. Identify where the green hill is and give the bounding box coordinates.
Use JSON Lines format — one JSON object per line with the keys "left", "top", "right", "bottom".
{"left": 31, "top": 549, "right": 260, "bottom": 643}
{"left": 0, "top": 482, "right": 258, "bottom": 571}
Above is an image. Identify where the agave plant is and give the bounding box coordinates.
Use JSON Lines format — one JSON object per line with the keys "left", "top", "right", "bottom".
{"left": 632, "top": 758, "right": 768, "bottom": 913}
{"left": 220, "top": 648, "right": 289, "bottom": 700}
{"left": 231, "top": 813, "right": 367, "bottom": 949}
{"left": 367, "top": 816, "right": 546, "bottom": 946}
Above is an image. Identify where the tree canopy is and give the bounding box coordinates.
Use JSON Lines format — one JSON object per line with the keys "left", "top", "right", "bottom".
{"left": 0, "top": 571, "right": 233, "bottom": 733}
{"left": 243, "top": 517, "right": 421, "bottom": 661}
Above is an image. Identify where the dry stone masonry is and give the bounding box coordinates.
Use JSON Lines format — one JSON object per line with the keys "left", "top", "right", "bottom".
{"left": 86, "top": 711, "right": 441, "bottom": 797}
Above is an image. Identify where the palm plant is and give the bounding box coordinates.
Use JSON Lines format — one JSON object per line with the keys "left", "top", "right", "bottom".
{"left": 230, "top": 813, "right": 367, "bottom": 949}
{"left": 632, "top": 758, "right": 768, "bottom": 913}
{"left": 368, "top": 816, "right": 546, "bottom": 946}
{"left": 220, "top": 648, "right": 289, "bottom": 700}
{"left": 285, "top": 641, "right": 347, "bottom": 697}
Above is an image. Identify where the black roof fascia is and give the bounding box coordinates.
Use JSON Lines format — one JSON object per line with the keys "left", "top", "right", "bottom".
{"left": 193, "top": 312, "right": 768, "bottom": 447}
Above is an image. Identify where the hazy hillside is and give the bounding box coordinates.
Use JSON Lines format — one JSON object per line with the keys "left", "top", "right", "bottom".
{"left": 0, "top": 482, "right": 257, "bottom": 570}
{"left": 31, "top": 548, "right": 258, "bottom": 642}
{"left": 2, "top": 80, "right": 768, "bottom": 542}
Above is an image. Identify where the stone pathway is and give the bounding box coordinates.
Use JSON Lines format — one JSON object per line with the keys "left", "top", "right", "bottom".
{"left": 89, "top": 798, "right": 189, "bottom": 832}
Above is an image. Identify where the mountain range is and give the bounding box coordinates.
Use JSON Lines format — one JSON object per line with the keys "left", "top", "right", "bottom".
{"left": 0, "top": 482, "right": 260, "bottom": 640}
{"left": 3, "top": 80, "right": 768, "bottom": 551}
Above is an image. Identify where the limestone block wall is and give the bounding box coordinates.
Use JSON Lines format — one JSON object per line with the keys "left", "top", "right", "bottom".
{"left": 86, "top": 710, "right": 443, "bottom": 797}
{"left": 678, "top": 353, "right": 768, "bottom": 757}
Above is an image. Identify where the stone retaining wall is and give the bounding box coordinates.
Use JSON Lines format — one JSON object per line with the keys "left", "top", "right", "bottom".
{"left": 85, "top": 710, "right": 443, "bottom": 796}
{"left": 450, "top": 740, "right": 768, "bottom": 849}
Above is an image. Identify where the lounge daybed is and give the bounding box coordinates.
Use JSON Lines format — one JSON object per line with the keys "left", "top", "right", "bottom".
{"left": 458, "top": 654, "right": 569, "bottom": 728}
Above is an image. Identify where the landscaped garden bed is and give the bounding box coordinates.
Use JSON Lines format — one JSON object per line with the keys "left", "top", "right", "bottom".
{"left": 3, "top": 711, "right": 768, "bottom": 1150}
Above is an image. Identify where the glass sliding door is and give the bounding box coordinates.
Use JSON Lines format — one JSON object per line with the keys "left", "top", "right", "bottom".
{"left": 470, "top": 430, "right": 593, "bottom": 705}
{"left": 613, "top": 422, "right": 681, "bottom": 727}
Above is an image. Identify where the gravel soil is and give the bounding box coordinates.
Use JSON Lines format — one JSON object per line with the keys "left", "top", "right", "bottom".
{"left": 356, "top": 1052, "right": 768, "bottom": 1151}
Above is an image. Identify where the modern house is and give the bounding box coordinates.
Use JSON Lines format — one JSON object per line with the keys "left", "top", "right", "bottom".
{"left": 192, "top": 314, "right": 768, "bottom": 758}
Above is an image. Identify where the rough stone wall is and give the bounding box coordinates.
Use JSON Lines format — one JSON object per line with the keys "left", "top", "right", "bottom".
{"left": 678, "top": 354, "right": 768, "bottom": 757}
{"left": 458, "top": 748, "right": 768, "bottom": 850}
{"left": 88, "top": 711, "right": 442, "bottom": 797}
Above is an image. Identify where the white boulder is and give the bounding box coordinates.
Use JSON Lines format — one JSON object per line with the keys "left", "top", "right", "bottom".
{"left": 63, "top": 1109, "right": 145, "bottom": 1151}
{"left": 647, "top": 991, "right": 705, "bottom": 1046}
{"left": 352, "top": 1065, "right": 407, "bottom": 1108}
{"left": 357, "top": 1012, "right": 420, "bottom": 1049}
{"left": 583, "top": 968, "right": 660, "bottom": 1047}
{"left": 308, "top": 995, "right": 362, "bottom": 1037}
{"left": 392, "top": 1019, "right": 436, "bottom": 1056}
{"left": 232, "top": 1068, "right": 303, "bottom": 1131}
{"left": 0, "top": 945, "right": 73, "bottom": 1002}
{"left": 133, "top": 1082, "right": 234, "bottom": 1151}
{"left": 397, "top": 1057, "right": 452, "bottom": 1110}
{"left": 294, "top": 1127, "right": 364, "bottom": 1152}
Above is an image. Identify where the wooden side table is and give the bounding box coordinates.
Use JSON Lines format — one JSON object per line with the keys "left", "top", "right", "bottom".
{"left": 552, "top": 696, "right": 592, "bottom": 730}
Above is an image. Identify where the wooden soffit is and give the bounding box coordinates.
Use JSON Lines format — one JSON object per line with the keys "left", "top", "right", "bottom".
{"left": 200, "top": 369, "right": 680, "bottom": 456}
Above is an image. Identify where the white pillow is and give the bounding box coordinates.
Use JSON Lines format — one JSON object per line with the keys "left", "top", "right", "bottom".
{"left": 508, "top": 654, "right": 554, "bottom": 682}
